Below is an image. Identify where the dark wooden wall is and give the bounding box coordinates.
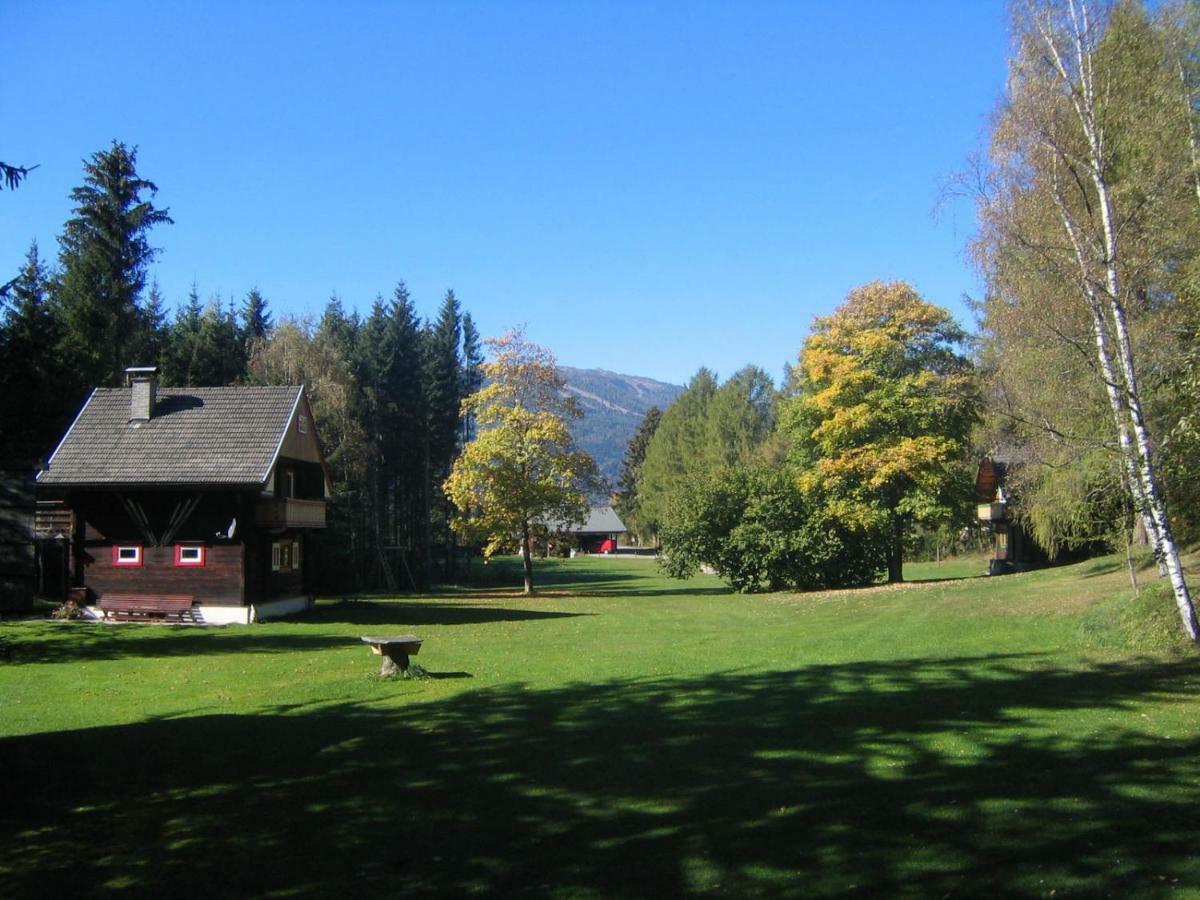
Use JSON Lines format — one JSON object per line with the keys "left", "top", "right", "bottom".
{"left": 82, "top": 543, "right": 245, "bottom": 606}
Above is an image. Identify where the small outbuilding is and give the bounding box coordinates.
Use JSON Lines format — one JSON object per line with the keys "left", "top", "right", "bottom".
{"left": 975, "top": 456, "right": 1031, "bottom": 575}
{"left": 559, "top": 506, "right": 627, "bottom": 554}
{"left": 35, "top": 367, "right": 330, "bottom": 623}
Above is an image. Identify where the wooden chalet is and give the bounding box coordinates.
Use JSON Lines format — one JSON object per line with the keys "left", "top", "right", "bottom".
{"left": 35, "top": 368, "right": 330, "bottom": 624}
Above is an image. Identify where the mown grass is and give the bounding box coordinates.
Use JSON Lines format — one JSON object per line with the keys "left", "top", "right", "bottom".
{"left": 2, "top": 553, "right": 1198, "bottom": 898}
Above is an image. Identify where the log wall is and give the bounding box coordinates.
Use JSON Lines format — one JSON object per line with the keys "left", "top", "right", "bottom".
{"left": 83, "top": 543, "right": 245, "bottom": 606}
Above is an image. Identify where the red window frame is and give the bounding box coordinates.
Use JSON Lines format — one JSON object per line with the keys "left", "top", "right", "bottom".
{"left": 113, "top": 545, "right": 143, "bottom": 567}
{"left": 174, "top": 544, "right": 206, "bottom": 567}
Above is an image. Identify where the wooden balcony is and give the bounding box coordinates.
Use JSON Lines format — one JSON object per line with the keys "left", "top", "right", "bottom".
{"left": 977, "top": 502, "right": 1008, "bottom": 522}
{"left": 34, "top": 501, "right": 73, "bottom": 538}
{"left": 256, "top": 497, "right": 327, "bottom": 529}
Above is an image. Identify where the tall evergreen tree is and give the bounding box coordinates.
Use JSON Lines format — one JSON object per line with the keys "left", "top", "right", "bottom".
{"left": 460, "top": 311, "right": 484, "bottom": 444}
{"left": 703, "top": 365, "right": 777, "bottom": 472}
{"left": 423, "top": 290, "right": 463, "bottom": 475}
{"left": 422, "top": 290, "right": 463, "bottom": 579}
{"left": 136, "top": 280, "right": 169, "bottom": 371}
{"left": 163, "top": 284, "right": 204, "bottom": 385}
{"left": 614, "top": 406, "right": 662, "bottom": 543}
{"left": 240, "top": 287, "right": 273, "bottom": 349}
{"left": 637, "top": 368, "right": 718, "bottom": 538}
{"left": 0, "top": 242, "right": 71, "bottom": 461}
{"left": 355, "top": 286, "right": 427, "bottom": 588}
{"left": 55, "top": 141, "right": 172, "bottom": 389}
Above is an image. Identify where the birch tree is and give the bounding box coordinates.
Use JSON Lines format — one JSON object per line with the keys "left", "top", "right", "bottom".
{"left": 977, "top": 0, "right": 1199, "bottom": 638}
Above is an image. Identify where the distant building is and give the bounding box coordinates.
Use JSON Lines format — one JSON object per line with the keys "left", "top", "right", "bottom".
{"left": 975, "top": 456, "right": 1031, "bottom": 575}
{"left": 547, "top": 506, "right": 627, "bottom": 554}
{"left": 35, "top": 367, "right": 330, "bottom": 623}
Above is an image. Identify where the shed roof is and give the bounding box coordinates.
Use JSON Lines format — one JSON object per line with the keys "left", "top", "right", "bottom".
{"left": 544, "top": 506, "right": 626, "bottom": 535}
{"left": 37, "top": 385, "right": 305, "bottom": 487}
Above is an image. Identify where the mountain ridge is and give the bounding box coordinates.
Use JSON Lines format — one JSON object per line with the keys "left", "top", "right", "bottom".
{"left": 557, "top": 365, "right": 683, "bottom": 489}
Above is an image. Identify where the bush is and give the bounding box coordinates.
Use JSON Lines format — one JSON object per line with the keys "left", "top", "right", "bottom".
{"left": 51, "top": 600, "right": 84, "bottom": 621}
{"left": 659, "top": 465, "right": 887, "bottom": 592}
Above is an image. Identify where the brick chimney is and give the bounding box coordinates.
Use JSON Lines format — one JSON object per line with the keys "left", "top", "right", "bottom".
{"left": 125, "top": 366, "right": 159, "bottom": 422}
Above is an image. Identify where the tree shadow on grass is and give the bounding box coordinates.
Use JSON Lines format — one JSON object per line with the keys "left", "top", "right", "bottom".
{"left": 305, "top": 600, "right": 592, "bottom": 627}
{"left": 1, "top": 603, "right": 594, "bottom": 665}
{"left": 899, "top": 574, "right": 989, "bottom": 585}
{"left": 449, "top": 560, "right": 734, "bottom": 599}
{"left": 0, "top": 622, "right": 354, "bottom": 666}
{"left": 4, "top": 654, "right": 1200, "bottom": 897}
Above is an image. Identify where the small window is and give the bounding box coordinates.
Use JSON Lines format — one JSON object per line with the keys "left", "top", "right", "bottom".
{"left": 292, "top": 540, "right": 301, "bottom": 569}
{"left": 272, "top": 543, "right": 282, "bottom": 571}
{"left": 284, "top": 469, "right": 296, "bottom": 499}
{"left": 175, "top": 545, "right": 205, "bottom": 567}
{"left": 298, "top": 414, "right": 309, "bottom": 435}
{"left": 113, "top": 545, "right": 142, "bottom": 567}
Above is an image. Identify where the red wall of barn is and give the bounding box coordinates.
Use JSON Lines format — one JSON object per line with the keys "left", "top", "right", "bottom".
{"left": 82, "top": 544, "right": 245, "bottom": 606}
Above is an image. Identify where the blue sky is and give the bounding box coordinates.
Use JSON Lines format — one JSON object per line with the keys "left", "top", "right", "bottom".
{"left": 3, "top": 0, "right": 1009, "bottom": 386}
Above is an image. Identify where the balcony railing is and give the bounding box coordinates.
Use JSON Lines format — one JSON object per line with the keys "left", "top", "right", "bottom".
{"left": 976, "top": 502, "right": 1008, "bottom": 522}
{"left": 34, "top": 502, "right": 73, "bottom": 538}
{"left": 256, "top": 497, "right": 327, "bottom": 529}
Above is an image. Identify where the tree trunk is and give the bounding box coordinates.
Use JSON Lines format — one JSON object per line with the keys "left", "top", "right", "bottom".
{"left": 421, "top": 445, "right": 432, "bottom": 591}
{"left": 521, "top": 519, "right": 534, "bottom": 594}
{"left": 887, "top": 517, "right": 904, "bottom": 583}
{"left": 1037, "top": 2, "right": 1198, "bottom": 640}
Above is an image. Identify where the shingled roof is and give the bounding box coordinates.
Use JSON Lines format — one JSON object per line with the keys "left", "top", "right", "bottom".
{"left": 37, "top": 385, "right": 304, "bottom": 487}
{"left": 543, "top": 506, "right": 627, "bottom": 535}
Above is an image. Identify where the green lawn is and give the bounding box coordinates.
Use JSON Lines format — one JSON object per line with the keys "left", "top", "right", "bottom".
{"left": 2, "top": 554, "right": 1199, "bottom": 898}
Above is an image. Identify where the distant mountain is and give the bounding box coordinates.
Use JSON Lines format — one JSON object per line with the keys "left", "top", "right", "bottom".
{"left": 558, "top": 366, "right": 683, "bottom": 491}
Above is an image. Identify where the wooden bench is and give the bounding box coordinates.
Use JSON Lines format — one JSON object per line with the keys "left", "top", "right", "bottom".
{"left": 361, "top": 635, "right": 422, "bottom": 676}
{"left": 98, "top": 593, "right": 195, "bottom": 623}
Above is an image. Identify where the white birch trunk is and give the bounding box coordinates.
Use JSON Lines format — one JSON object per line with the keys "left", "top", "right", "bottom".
{"left": 1035, "top": 0, "right": 1199, "bottom": 640}
{"left": 1048, "top": 165, "right": 1163, "bottom": 559}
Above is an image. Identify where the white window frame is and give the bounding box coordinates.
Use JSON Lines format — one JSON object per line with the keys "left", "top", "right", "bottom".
{"left": 175, "top": 544, "right": 206, "bottom": 567}
{"left": 113, "top": 545, "right": 142, "bottom": 567}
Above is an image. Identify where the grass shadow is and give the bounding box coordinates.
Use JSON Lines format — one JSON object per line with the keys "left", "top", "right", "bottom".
{"left": 305, "top": 599, "right": 593, "bottom": 627}
{"left": 0, "top": 623, "right": 353, "bottom": 666}
{"left": 4, "top": 653, "right": 1199, "bottom": 897}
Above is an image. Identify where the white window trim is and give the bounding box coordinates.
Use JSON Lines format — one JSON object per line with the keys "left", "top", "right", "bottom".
{"left": 114, "top": 545, "right": 142, "bottom": 566}
{"left": 175, "top": 545, "right": 205, "bottom": 567}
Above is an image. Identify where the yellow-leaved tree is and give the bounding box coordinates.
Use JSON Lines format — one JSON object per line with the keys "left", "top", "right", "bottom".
{"left": 444, "top": 329, "right": 600, "bottom": 594}
{"left": 781, "top": 281, "right": 979, "bottom": 583}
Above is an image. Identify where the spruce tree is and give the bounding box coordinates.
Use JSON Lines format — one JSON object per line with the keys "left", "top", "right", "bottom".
{"left": 355, "top": 286, "right": 427, "bottom": 588}
{"left": 162, "top": 285, "right": 203, "bottom": 385}
{"left": 615, "top": 406, "right": 662, "bottom": 543}
{"left": 240, "top": 287, "right": 273, "bottom": 350}
{"left": 422, "top": 290, "right": 463, "bottom": 580}
{"left": 460, "top": 311, "right": 484, "bottom": 444}
{"left": 0, "top": 242, "right": 71, "bottom": 461}
{"left": 56, "top": 141, "right": 172, "bottom": 389}
{"left": 637, "top": 368, "right": 718, "bottom": 538}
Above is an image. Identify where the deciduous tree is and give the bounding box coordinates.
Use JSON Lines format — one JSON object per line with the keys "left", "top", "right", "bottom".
{"left": 445, "top": 330, "right": 600, "bottom": 594}
{"left": 973, "top": 0, "right": 1200, "bottom": 638}
{"left": 782, "top": 281, "right": 978, "bottom": 583}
